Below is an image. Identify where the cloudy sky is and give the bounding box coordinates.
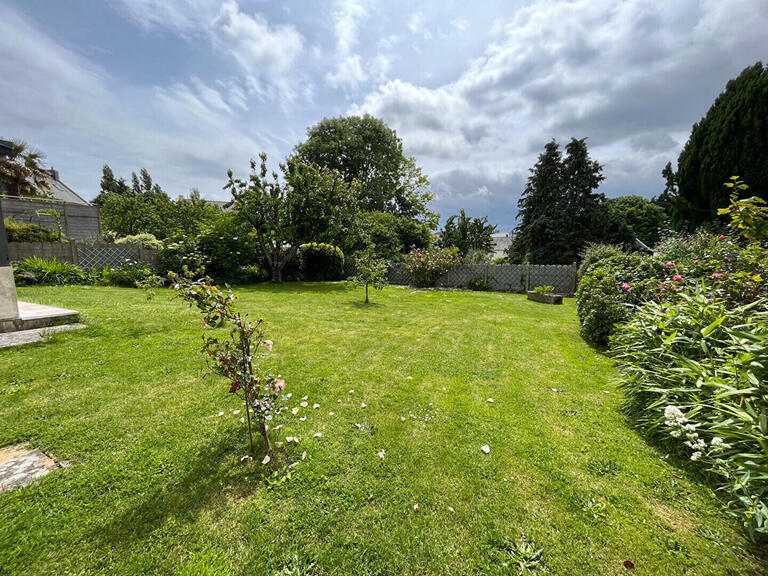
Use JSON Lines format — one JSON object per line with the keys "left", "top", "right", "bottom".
{"left": 2, "top": 0, "right": 766, "bottom": 231}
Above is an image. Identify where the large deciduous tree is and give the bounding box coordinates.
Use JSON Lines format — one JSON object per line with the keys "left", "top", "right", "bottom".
{"left": 439, "top": 209, "right": 497, "bottom": 256}
{"left": 606, "top": 195, "right": 666, "bottom": 247}
{"left": 509, "top": 138, "right": 632, "bottom": 264}
{"left": 293, "top": 115, "right": 438, "bottom": 256}
{"left": 225, "top": 153, "right": 358, "bottom": 282}
{"left": 672, "top": 62, "right": 768, "bottom": 228}
{"left": 0, "top": 139, "right": 51, "bottom": 198}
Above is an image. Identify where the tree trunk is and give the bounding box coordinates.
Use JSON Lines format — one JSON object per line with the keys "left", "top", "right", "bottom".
{"left": 365, "top": 283, "right": 369, "bottom": 303}
{"left": 244, "top": 391, "right": 255, "bottom": 454}
{"left": 272, "top": 265, "right": 282, "bottom": 283}
{"left": 259, "top": 420, "right": 274, "bottom": 458}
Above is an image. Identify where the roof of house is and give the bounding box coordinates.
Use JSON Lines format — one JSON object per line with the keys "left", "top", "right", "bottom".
{"left": 43, "top": 171, "right": 91, "bottom": 205}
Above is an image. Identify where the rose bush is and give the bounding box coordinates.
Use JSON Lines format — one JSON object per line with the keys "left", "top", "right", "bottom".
{"left": 403, "top": 247, "right": 458, "bottom": 288}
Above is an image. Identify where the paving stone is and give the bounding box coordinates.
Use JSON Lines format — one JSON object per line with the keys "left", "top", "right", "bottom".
{"left": 0, "top": 444, "right": 62, "bottom": 493}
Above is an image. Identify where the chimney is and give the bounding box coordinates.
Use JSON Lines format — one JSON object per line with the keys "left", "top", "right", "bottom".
{"left": 48, "top": 167, "right": 59, "bottom": 181}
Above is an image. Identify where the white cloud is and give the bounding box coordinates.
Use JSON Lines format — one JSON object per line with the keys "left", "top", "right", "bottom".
{"left": 213, "top": 1, "right": 303, "bottom": 77}
{"left": 325, "top": 0, "right": 370, "bottom": 90}
{"left": 407, "top": 11, "right": 432, "bottom": 40}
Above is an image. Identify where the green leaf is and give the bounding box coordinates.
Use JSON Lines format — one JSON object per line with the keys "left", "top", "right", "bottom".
{"left": 701, "top": 316, "right": 725, "bottom": 337}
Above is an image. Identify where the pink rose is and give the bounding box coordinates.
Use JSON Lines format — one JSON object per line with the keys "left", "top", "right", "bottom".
{"left": 665, "top": 261, "right": 674, "bottom": 268}
{"left": 275, "top": 379, "right": 286, "bottom": 392}
{"left": 672, "top": 275, "right": 682, "bottom": 281}
{"left": 719, "top": 235, "right": 726, "bottom": 241}
{"left": 711, "top": 272, "right": 721, "bottom": 279}
{"left": 693, "top": 259, "right": 699, "bottom": 265}
{"left": 263, "top": 340, "right": 273, "bottom": 352}
{"left": 621, "top": 283, "right": 631, "bottom": 291}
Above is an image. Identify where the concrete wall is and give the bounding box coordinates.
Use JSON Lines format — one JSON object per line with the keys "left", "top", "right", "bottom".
{"left": 1, "top": 197, "right": 100, "bottom": 241}
{"left": 0, "top": 266, "right": 19, "bottom": 321}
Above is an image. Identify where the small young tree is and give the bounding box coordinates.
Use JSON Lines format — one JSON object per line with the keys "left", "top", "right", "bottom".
{"left": 225, "top": 153, "right": 358, "bottom": 282}
{"left": 350, "top": 249, "right": 389, "bottom": 303}
{"left": 170, "top": 269, "right": 286, "bottom": 457}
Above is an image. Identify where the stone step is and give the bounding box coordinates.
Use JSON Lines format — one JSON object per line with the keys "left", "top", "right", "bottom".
{"left": 0, "top": 301, "right": 80, "bottom": 333}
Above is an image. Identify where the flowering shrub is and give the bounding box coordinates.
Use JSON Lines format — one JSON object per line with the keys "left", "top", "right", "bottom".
{"left": 575, "top": 253, "right": 666, "bottom": 347}
{"left": 170, "top": 269, "right": 286, "bottom": 456}
{"left": 611, "top": 292, "right": 768, "bottom": 540}
{"left": 403, "top": 247, "right": 458, "bottom": 288}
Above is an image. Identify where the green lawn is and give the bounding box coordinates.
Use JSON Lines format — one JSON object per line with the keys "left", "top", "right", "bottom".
{"left": 0, "top": 283, "right": 764, "bottom": 575}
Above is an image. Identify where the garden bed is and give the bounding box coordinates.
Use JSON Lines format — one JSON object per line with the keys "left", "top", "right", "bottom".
{"left": 526, "top": 290, "right": 563, "bottom": 304}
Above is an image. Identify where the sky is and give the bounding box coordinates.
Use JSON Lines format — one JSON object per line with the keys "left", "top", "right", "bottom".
{"left": 1, "top": 1, "right": 767, "bottom": 232}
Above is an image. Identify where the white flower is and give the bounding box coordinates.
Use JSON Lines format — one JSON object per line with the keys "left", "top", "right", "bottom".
{"left": 377, "top": 449, "right": 385, "bottom": 459}
{"left": 300, "top": 401, "right": 308, "bottom": 408}
{"left": 233, "top": 409, "right": 241, "bottom": 415}
{"left": 361, "top": 402, "right": 367, "bottom": 408}
{"left": 261, "top": 454, "right": 271, "bottom": 465}
{"left": 314, "top": 432, "right": 322, "bottom": 438}
{"left": 690, "top": 451, "right": 702, "bottom": 461}
{"left": 313, "top": 403, "right": 320, "bottom": 409}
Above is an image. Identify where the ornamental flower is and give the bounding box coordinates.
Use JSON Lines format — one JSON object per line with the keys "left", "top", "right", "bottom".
{"left": 263, "top": 340, "right": 273, "bottom": 352}
{"left": 621, "top": 283, "right": 631, "bottom": 291}
{"left": 711, "top": 272, "right": 722, "bottom": 279}
{"left": 672, "top": 275, "right": 682, "bottom": 281}
{"left": 665, "top": 261, "right": 674, "bottom": 268}
{"left": 275, "top": 379, "right": 286, "bottom": 392}
{"left": 718, "top": 235, "right": 726, "bottom": 241}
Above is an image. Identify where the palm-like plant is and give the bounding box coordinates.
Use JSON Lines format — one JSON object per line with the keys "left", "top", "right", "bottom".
{"left": 0, "top": 139, "right": 52, "bottom": 198}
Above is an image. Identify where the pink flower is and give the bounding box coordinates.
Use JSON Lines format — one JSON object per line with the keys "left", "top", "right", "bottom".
{"left": 672, "top": 275, "right": 682, "bottom": 281}
{"left": 719, "top": 235, "right": 726, "bottom": 241}
{"left": 655, "top": 293, "right": 662, "bottom": 299}
{"left": 665, "top": 261, "right": 674, "bottom": 268}
{"left": 263, "top": 340, "right": 273, "bottom": 352}
{"left": 693, "top": 259, "right": 699, "bottom": 265}
{"left": 621, "top": 283, "right": 631, "bottom": 291}
{"left": 275, "top": 379, "right": 286, "bottom": 392}
{"left": 711, "top": 272, "right": 722, "bottom": 279}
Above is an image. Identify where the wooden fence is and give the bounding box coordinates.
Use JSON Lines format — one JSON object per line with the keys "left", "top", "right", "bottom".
{"left": 1, "top": 197, "right": 101, "bottom": 241}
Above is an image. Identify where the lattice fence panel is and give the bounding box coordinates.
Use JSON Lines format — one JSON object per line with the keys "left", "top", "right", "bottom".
{"left": 529, "top": 264, "right": 576, "bottom": 295}
{"left": 488, "top": 264, "right": 526, "bottom": 291}
{"left": 343, "top": 258, "right": 357, "bottom": 279}
{"left": 76, "top": 243, "right": 141, "bottom": 270}
{"left": 388, "top": 264, "right": 412, "bottom": 285}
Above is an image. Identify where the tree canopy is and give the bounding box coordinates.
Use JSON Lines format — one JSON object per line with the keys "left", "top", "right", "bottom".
{"left": 225, "top": 153, "right": 358, "bottom": 282}
{"left": 509, "top": 138, "right": 632, "bottom": 264}
{"left": 606, "top": 195, "right": 666, "bottom": 247}
{"left": 673, "top": 62, "right": 768, "bottom": 228}
{"left": 0, "top": 139, "right": 51, "bottom": 198}
{"left": 439, "top": 209, "right": 497, "bottom": 256}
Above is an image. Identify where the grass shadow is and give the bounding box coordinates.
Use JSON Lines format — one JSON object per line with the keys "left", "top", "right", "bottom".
{"left": 89, "top": 435, "right": 272, "bottom": 550}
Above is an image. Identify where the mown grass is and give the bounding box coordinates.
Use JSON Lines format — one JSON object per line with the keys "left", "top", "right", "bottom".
{"left": 0, "top": 283, "right": 764, "bottom": 575}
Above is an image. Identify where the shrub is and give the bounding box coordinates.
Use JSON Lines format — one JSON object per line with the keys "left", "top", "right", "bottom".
{"left": 156, "top": 236, "right": 206, "bottom": 276}
{"left": 403, "top": 247, "right": 458, "bottom": 288}
{"left": 577, "top": 243, "right": 624, "bottom": 282}
{"left": 92, "top": 259, "right": 157, "bottom": 287}
{"left": 575, "top": 253, "right": 666, "bottom": 347}
{"left": 533, "top": 285, "right": 554, "bottom": 295}
{"left": 115, "top": 233, "right": 163, "bottom": 250}
{"left": 4, "top": 218, "right": 59, "bottom": 243}
{"left": 12, "top": 256, "right": 85, "bottom": 285}
{"left": 468, "top": 277, "right": 492, "bottom": 291}
{"left": 300, "top": 242, "right": 344, "bottom": 281}
{"left": 197, "top": 214, "right": 258, "bottom": 282}
{"left": 611, "top": 291, "right": 768, "bottom": 540}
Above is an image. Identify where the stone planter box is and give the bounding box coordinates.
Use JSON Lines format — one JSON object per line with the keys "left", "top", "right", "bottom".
{"left": 526, "top": 291, "right": 563, "bottom": 305}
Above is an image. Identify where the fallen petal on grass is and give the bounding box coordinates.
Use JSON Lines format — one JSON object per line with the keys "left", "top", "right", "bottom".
{"left": 261, "top": 454, "right": 270, "bottom": 465}
{"left": 481, "top": 445, "right": 491, "bottom": 454}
